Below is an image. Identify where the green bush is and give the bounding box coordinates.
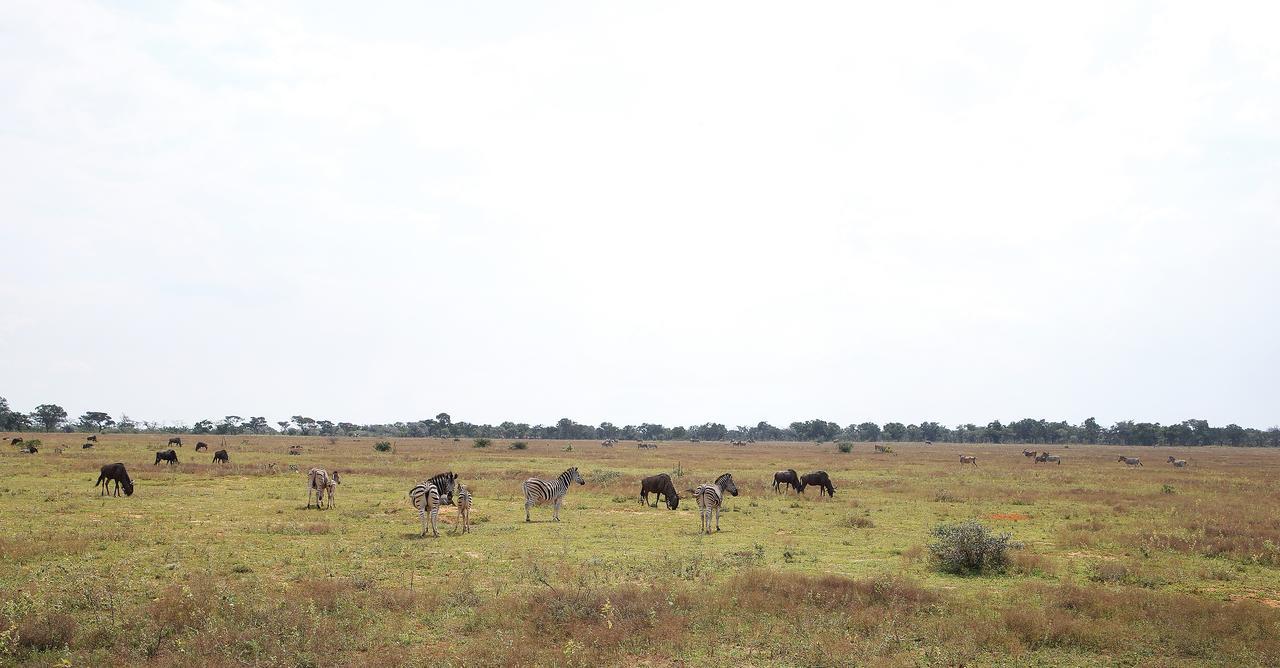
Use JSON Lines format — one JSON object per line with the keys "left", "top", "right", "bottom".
{"left": 928, "top": 520, "right": 1020, "bottom": 575}
{"left": 373, "top": 441, "right": 392, "bottom": 453}
{"left": 836, "top": 441, "right": 853, "bottom": 453}
{"left": 508, "top": 441, "right": 528, "bottom": 450}
{"left": 473, "top": 438, "right": 491, "bottom": 449}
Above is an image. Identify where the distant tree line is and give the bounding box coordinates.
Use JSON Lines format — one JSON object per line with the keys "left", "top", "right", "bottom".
{"left": 1, "top": 397, "right": 1276, "bottom": 447}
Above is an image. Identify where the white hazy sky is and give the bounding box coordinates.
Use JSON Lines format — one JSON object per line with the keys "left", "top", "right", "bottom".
{"left": 1, "top": 1, "right": 1277, "bottom": 429}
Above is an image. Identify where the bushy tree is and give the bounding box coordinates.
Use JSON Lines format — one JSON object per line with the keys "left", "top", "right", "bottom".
{"left": 31, "top": 404, "right": 67, "bottom": 431}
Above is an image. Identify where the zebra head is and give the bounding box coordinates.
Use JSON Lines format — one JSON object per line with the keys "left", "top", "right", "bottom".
{"left": 331, "top": 471, "right": 341, "bottom": 484}
{"left": 716, "top": 473, "right": 738, "bottom": 496}
{"left": 570, "top": 467, "right": 585, "bottom": 485}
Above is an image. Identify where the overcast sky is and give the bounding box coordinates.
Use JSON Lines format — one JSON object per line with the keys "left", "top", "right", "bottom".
{"left": 1, "top": 1, "right": 1277, "bottom": 429}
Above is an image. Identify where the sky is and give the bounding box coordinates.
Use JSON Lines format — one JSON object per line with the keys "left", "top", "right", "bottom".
{"left": 1, "top": 1, "right": 1277, "bottom": 429}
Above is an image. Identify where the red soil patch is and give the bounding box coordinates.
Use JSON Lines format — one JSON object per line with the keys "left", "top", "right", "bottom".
{"left": 989, "top": 512, "right": 1030, "bottom": 521}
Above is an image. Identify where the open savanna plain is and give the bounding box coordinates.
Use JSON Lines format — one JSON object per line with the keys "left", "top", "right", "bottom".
{"left": 2, "top": 435, "right": 1279, "bottom": 667}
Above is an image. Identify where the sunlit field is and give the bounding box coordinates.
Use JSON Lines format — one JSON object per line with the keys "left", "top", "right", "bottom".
{"left": 2, "top": 434, "right": 1279, "bottom": 666}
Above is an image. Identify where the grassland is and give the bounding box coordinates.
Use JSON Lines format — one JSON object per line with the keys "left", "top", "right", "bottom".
{"left": 2, "top": 434, "right": 1279, "bottom": 666}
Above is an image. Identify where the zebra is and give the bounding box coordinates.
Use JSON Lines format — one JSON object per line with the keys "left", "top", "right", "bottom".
{"left": 454, "top": 484, "right": 473, "bottom": 534}
{"left": 693, "top": 473, "right": 739, "bottom": 534}
{"left": 1167, "top": 456, "right": 1188, "bottom": 468}
{"left": 1118, "top": 456, "right": 1143, "bottom": 467}
{"left": 307, "top": 468, "right": 339, "bottom": 509}
{"left": 959, "top": 455, "right": 978, "bottom": 466}
{"left": 523, "top": 467, "right": 585, "bottom": 522}
{"left": 410, "top": 472, "right": 459, "bottom": 537}
{"left": 324, "top": 475, "right": 340, "bottom": 508}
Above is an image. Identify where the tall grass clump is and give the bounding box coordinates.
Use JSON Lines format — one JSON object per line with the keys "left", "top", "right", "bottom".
{"left": 836, "top": 441, "right": 853, "bottom": 453}
{"left": 373, "top": 441, "right": 392, "bottom": 452}
{"left": 928, "top": 520, "right": 1021, "bottom": 575}
{"left": 509, "top": 441, "right": 528, "bottom": 450}
{"left": 473, "top": 438, "right": 491, "bottom": 448}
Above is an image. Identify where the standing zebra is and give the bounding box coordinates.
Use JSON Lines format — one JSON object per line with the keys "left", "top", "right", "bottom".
{"left": 693, "top": 473, "right": 739, "bottom": 534}
{"left": 523, "top": 467, "right": 585, "bottom": 522}
{"left": 307, "top": 468, "right": 339, "bottom": 509}
{"left": 409, "top": 472, "right": 458, "bottom": 537}
{"left": 454, "top": 484, "right": 473, "bottom": 534}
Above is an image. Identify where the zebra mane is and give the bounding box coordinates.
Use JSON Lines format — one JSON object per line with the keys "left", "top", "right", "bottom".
{"left": 715, "top": 472, "right": 733, "bottom": 485}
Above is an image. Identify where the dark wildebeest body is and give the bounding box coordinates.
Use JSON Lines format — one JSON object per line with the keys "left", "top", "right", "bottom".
{"left": 213, "top": 449, "right": 229, "bottom": 464}
{"left": 195, "top": 442, "right": 208, "bottom": 451}
{"left": 20, "top": 445, "right": 38, "bottom": 454}
{"left": 82, "top": 442, "right": 94, "bottom": 449}
{"left": 772, "top": 469, "right": 804, "bottom": 493}
{"left": 96, "top": 463, "right": 134, "bottom": 496}
{"left": 168, "top": 437, "right": 182, "bottom": 447}
{"left": 154, "top": 449, "right": 178, "bottom": 465}
{"left": 800, "top": 471, "right": 836, "bottom": 497}
{"left": 1023, "top": 449, "right": 1036, "bottom": 457}
{"left": 639, "top": 473, "right": 680, "bottom": 509}
{"left": 9, "top": 437, "right": 22, "bottom": 446}
{"left": 86, "top": 435, "right": 97, "bottom": 442}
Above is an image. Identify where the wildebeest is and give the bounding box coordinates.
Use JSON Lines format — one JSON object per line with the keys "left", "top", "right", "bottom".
{"left": 1023, "top": 449, "right": 1036, "bottom": 458}
{"left": 82, "top": 442, "right": 94, "bottom": 449}
{"left": 19, "top": 444, "right": 38, "bottom": 454}
{"left": 86, "top": 435, "right": 97, "bottom": 442}
{"left": 800, "top": 471, "right": 836, "bottom": 497}
{"left": 637, "top": 442, "right": 657, "bottom": 449}
{"left": 959, "top": 455, "right": 978, "bottom": 467}
{"left": 9, "top": 437, "right": 22, "bottom": 446}
{"left": 1167, "top": 456, "right": 1188, "bottom": 468}
{"left": 168, "top": 437, "right": 182, "bottom": 447}
{"left": 213, "top": 449, "right": 229, "bottom": 464}
{"left": 1035, "top": 452, "right": 1062, "bottom": 464}
{"left": 154, "top": 449, "right": 178, "bottom": 465}
{"left": 772, "top": 469, "right": 803, "bottom": 494}
{"left": 730, "top": 440, "right": 746, "bottom": 446}
{"left": 1118, "top": 456, "right": 1143, "bottom": 467}
{"left": 195, "top": 442, "right": 208, "bottom": 451}
{"left": 96, "top": 463, "right": 134, "bottom": 496}
{"left": 639, "top": 473, "right": 680, "bottom": 509}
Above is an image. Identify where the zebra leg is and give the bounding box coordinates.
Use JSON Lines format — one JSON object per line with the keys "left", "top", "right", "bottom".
{"left": 715, "top": 506, "right": 721, "bottom": 532}
{"left": 553, "top": 498, "right": 562, "bottom": 522}
{"left": 525, "top": 500, "right": 532, "bottom": 522}
{"left": 431, "top": 507, "right": 439, "bottom": 537}
{"left": 419, "top": 508, "right": 427, "bottom": 536}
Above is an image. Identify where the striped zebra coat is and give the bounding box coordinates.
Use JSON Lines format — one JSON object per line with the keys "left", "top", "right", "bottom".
{"left": 693, "top": 473, "right": 739, "bottom": 534}
{"left": 523, "top": 467, "right": 584, "bottom": 522}
{"left": 307, "top": 469, "right": 339, "bottom": 509}
{"left": 410, "top": 472, "right": 459, "bottom": 537}
{"left": 454, "top": 484, "right": 473, "bottom": 534}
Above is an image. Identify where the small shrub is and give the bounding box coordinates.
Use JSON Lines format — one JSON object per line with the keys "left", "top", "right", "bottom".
{"left": 928, "top": 520, "right": 1021, "bottom": 575}
{"left": 563, "top": 445, "right": 573, "bottom": 452}
{"left": 933, "top": 489, "right": 964, "bottom": 503}
{"left": 508, "top": 441, "right": 527, "bottom": 450}
{"left": 836, "top": 441, "right": 853, "bottom": 453}
{"left": 473, "top": 438, "right": 491, "bottom": 449}
{"left": 373, "top": 441, "right": 392, "bottom": 453}
{"left": 841, "top": 515, "right": 875, "bottom": 529}
{"left": 1162, "top": 484, "right": 1175, "bottom": 494}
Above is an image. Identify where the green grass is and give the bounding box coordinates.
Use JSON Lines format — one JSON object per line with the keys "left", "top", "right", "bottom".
{"left": 1, "top": 434, "right": 1278, "bottom": 665}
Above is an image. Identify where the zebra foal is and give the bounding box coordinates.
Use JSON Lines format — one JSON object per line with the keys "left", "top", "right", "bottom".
{"left": 523, "top": 467, "right": 584, "bottom": 522}
{"left": 306, "top": 468, "right": 339, "bottom": 509}
{"left": 454, "top": 484, "right": 473, "bottom": 534}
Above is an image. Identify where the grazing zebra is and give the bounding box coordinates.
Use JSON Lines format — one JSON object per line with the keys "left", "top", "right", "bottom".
{"left": 454, "top": 484, "right": 473, "bottom": 534}
{"left": 409, "top": 472, "right": 459, "bottom": 537}
{"left": 693, "top": 473, "right": 739, "bottom": 534}
{"left": 1118, "top": 456, "right": 1143, "bottom": 467}
{"left": 523, "top": 467, "right": 585, "bottom": 522}
{"left": 959, "top": 455, "right": 978, "bottom": 466}
{"left": 1167, "top": 456, "right": 1188, "bottom": 468}
{"left": 307, "top": 468, "right": 339, "bottom": 509}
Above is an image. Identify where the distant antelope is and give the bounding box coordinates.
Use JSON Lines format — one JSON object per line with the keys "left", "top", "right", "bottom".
{"left": 959, "top": 455, "right": 978, "bottom": 467}
{"left": 1118, "top": 456, "right": 1143, "bottom": 467}
{"left": 1167, "top": 456, "right": 1188, "bottom": 468}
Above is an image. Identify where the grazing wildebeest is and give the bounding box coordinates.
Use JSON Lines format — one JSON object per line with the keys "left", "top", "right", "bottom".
{"left": 9, "top": 437, "right": 22, "bottom": 446}
{"left": 86, "top": 435, "right": 97, "bottom": 442}
{"left": 1118, "top": 456, "right": 1143, "bottom": 467}
{"left": 772, "top": 469, "right": 804, "bottom": 494}
{"left": 1035, "top": 452, "right": 1062, "bottom": 465}
{"left": 800, "top": 471, "right": 836, "bottom": 497}
{"left": 168, "top": 437, "right": 182, "bottom": 447}
{"left": 639, "top": 473, "right": 680, "bottom": 509}
{"left": 959, "top": 455, "right": 978, "bottom": 467}
{"left": 212, "top": 449, "right": 229, "bottom": 464}
{"left": 1167, "top": 456, "right": 1188, "bottom": 468}
{"left": 195, "top": 442, "right": 208, "bottom": 452}
{"left": 96, "top": 463, "right": 134, "bottom": 496}
{"left": 1023, "top": 449, "right": 1036, "bottom": 458}
{"left": 154, "top": 449, "right": 178, "bottom": 465}
{"left": 82, "top": 442, "right": 94, "bottom": 449}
